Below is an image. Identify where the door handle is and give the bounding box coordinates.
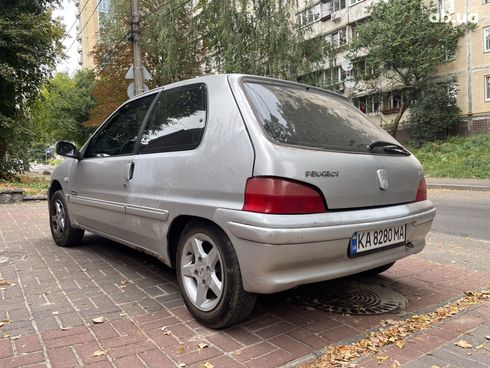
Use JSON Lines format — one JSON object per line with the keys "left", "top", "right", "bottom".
{"left": 126, "top": 162, "right": 135, "bottom": 181}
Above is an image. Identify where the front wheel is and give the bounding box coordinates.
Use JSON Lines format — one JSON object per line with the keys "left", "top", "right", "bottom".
{"left": 49, "top": 190, "right": 84, "bottom": 247}
{"left": 176, "top": 221, "right": 257, "bottom": 329}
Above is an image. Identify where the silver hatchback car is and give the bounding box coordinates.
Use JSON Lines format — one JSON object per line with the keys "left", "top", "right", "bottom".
{"left": 49, "top": 74, "right": 435, "bottom": 328}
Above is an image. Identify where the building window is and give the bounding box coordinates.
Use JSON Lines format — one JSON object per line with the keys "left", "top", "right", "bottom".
{"left": 332, "top": 0, "right": 346, "bottom": 12}
{"left": 330, "top": 27, "right": 347, "bottom": 48}
{"left": 484, "top": 27, "right": 490, "bottom": 53}
{"left": 320, "top": 0, "right": 333, "bottom": 20}
{"left": 98, "top": 0, "right": 110, "bottom": 14}
{"left": 297, "top": 3, "right": 321, "bottom": 26}
{"left": 353, "top": 94, "right": 380, "bottom": 114}
{"left": 486, "top": 76, "right": 490, "bottom": 101}
{"left": 350, "top": 0, "right": 363, "bottom": 5}
{"left": 438, "top": 0, "right": 454, "bottom": 14}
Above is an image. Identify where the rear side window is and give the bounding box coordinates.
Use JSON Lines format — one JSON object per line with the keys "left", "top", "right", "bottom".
{"left": 243, "top": 82, "right": 395, "bottom": 153}
{"left": 139, "top": 84, "right": 206, "bottom": 154}
{"left": 85, "top": 94, "right": 155, "bottom": 158}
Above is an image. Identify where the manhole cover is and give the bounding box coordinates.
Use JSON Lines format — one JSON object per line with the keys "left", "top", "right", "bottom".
{"left": 289, "top": 280, "right": 408, "bottom": 315}
{"left": 0, "top": 252, "right": 28, "bottom": 265}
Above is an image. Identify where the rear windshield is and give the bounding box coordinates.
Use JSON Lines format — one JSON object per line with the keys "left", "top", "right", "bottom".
{"left": 242, "top": 82, "right": 396, "bottom": 153}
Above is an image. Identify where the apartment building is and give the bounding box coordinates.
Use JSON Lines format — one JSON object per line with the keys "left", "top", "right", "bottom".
{"left": 75, "top": 0, "right": 111, "bottom": 69}
{"left": 296, "top": 0, "right": 490, "bottom": 134}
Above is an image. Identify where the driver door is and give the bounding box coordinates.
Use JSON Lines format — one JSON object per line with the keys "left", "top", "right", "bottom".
{"left": 68, "top": 93, "right": 157, "bottom": 240}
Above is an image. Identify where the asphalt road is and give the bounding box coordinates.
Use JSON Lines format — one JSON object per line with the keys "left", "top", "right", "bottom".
{"left": 419, "top": 189, "right": 490, "bottom": 272}
{"left": 429, "top": 189, "right": 490, "bottom": 240}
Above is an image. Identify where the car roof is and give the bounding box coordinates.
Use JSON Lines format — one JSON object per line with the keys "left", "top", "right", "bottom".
{"left": 129, "top": 74, "right": 349, "bottom": 102}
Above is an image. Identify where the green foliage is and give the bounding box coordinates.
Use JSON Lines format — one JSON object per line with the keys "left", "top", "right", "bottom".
{"left": 406, "top": 81, "right": 460, "bottom": 143}
{"left": 0, "top": 160, "right": 23, "bottom": 180}
{"left": 409, "top": 134, "right": 490, "bottom": 179}
{"left": 99, "top": 0, "right": 326, "bottom": 88}
{"left": 0, "top": 0, "right": 63, "bottom": 176}
{"left": 348, "top": 0, "right": 469, "bottom": 135}
{"left": 30, "top": 71, "right": 96, "bottom": 147}
{"left": 197, "top": 0, "right": 325, "bottom": 80}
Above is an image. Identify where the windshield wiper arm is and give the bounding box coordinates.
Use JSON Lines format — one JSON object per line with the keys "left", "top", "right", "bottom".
{"left": 367, "top": 140, "right": 411, "bottom": 155}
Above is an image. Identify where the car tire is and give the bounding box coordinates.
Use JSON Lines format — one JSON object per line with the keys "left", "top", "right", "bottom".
{"left": 360, "top": 262, "right": 396, "bottom": 276}
{"left": 176, "top": 221, "right": 257, "bottom": 329}
{"left": 49, "top": 190, "right": 84, "bottom": 247}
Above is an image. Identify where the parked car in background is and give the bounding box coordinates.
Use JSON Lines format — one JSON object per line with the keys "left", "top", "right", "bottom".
{"left": 49, "top": 74, "right": 435, "bottom": 328}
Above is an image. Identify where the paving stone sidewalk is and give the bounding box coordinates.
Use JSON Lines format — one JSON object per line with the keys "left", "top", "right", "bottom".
{"left": 355, "top": 302, "right": 490, "bottom": 368}
{"left": 0, "top": 202, "right": 489, "bottom": 368}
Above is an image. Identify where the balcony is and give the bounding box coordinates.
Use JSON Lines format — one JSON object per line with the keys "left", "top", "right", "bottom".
{"left": 320, "top": 1, "right": 333, "bottom": 21}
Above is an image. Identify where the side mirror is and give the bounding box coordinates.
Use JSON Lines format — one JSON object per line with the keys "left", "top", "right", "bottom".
{"left": 56, "top": 141, "right": 81, "bottom": 160}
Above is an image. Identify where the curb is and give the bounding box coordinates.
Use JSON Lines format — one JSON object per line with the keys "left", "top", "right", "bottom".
{"left": 427, "top": 183, "right": 490, "bottom": 192}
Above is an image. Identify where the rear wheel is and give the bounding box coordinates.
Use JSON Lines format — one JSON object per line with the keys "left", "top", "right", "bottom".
{"left": 49, "top": 190, "right": 84, "bottom": 247}
{"left": 176, "top": 221, "right": 257, "bottom": 329}
{"left": 360, "top": 262, "right": 396, "bottom": 276}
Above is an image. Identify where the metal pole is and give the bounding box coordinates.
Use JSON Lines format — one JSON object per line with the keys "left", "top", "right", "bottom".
{"left": 131, "top": 0, "right": 144, "bottom": 95}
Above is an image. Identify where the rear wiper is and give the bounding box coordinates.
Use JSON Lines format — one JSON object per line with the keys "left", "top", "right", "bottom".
{"left": 367, "top": 140, "right": 411, "bottom": 156}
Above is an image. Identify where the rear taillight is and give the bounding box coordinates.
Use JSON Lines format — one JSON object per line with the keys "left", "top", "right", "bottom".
{"left": 243, "top": 177, "right": 326, "bottom": 214}
{"left": 416, "top": 177, "right": 427, "bottom": 201}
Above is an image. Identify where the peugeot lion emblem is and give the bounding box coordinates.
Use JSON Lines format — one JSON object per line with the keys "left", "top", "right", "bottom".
{"left": 377, "top": 169, "right": 389, "bottom": 191}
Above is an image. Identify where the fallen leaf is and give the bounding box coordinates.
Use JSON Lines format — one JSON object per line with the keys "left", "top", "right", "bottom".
{"left": 177, "top": 345, "right": 185, "bottom": 354}
{"left": 61, "top": 326, "right": 71, "bottom": 331}
{"left": 390, "top": 361, "right": 400, "bottom": 368}
{"left": 198, "top": 342, "right": 208, "bottom": 349}
{"left": 120, "top": 279, "right": 128, "bottom": 284}
{"left": 304, "top": 306, "right": 315, "bottom": 311}
{"left": 395, "top": 341, "right": 406, "bottom": 349}
{"left": 455, "top": 340, "right": 472, "bottom": 349}
{"left": 377, "top": 354, "right": 389, "bottom": 363}
{"left": 10, "top": 335, "right": 21, "bottom": 340}
{"left": 92, "top": 317, "right": 105, "bottom": 324}
{"left": 476, "top": 344, "right": 487, "bottom": 350}
{"left": 91, "top": 349, "right": 108, "bottom": 357}
{"left": 0, "top": 279, "right": 9, "bottom": 286}
{"left": 119, "top": 312, "right": 127, "bottom": 317}
{"left": 431, "top": 365, "right": 441, "bottom": 368}
{"left": 485, "top": 336, "right": 490, "bottom": 340}
{"left": 202, "top": 362, "right": 214, "bottom": 368}
{"left": 52, "top": 311, "right": 59, "bottom": 315}
{"left": 163, "top": 330, "right": 172, "bottom": 335}
{"left": 80, "top": 268, "right": 87, "bottom": 272}
{"left": 178, "top": 363, "right": 186, "bottom": 368}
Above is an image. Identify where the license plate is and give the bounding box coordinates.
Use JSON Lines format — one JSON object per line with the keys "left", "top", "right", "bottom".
{"left": 350, "top": 225, "right": 406, "bottom": 256}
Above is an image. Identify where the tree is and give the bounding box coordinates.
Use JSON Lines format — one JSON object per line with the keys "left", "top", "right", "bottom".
{"left": 30, "top": 71, "right": 96, "bottom": 147}
{"left": 406, "top": 80, "right": 460, "bottom": 144}
{"left": 348, "top": 0, "right": 470, "bottom": 136}
{"left": 0, "top": 0, "right": 63, "bottom": 177}
{"left": 84, "top": 43, "right": 133, "bottom": 128}
{"left": 92, "top": 0, "right": 326, "bottom": 106}
{"left": 197, "top": 0, "right": 326, "bottom": 79}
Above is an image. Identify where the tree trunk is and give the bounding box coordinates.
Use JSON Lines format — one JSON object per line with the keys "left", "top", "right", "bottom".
{"left": 0, "top": 139, "right": 6, "bottom": 162}
{"left": 390, "top": 102, "right": 409, "bottom": 138}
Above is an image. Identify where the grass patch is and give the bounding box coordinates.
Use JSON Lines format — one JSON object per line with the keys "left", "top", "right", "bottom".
{"left": 408, "top": 134, "right": 490, "bottom": 179}
{"left": 0, "top": 174, "right": 49, "bottom": 196}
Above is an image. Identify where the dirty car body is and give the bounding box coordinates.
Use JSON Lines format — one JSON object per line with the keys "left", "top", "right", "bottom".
{"left": 49, "top": 74, "right": 435, "bottom": 328}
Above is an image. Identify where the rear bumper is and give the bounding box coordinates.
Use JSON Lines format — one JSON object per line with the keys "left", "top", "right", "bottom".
{"left": 214, "top": 201, "right": 435, "bottom": 294}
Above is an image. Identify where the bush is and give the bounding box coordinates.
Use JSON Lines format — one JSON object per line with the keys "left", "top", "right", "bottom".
{"left": 406, "top": 81, "right": 460, "bottom": 144}
{"left": 0, "top": 160, "right": 23, "bottom": 180}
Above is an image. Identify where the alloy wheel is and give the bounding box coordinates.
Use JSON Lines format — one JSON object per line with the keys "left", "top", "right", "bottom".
{"left": 51, "top": 199, "right": 65, "bottom": 238}
{"left": 180, "top": 233, "right": 224, "bottom": 311}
